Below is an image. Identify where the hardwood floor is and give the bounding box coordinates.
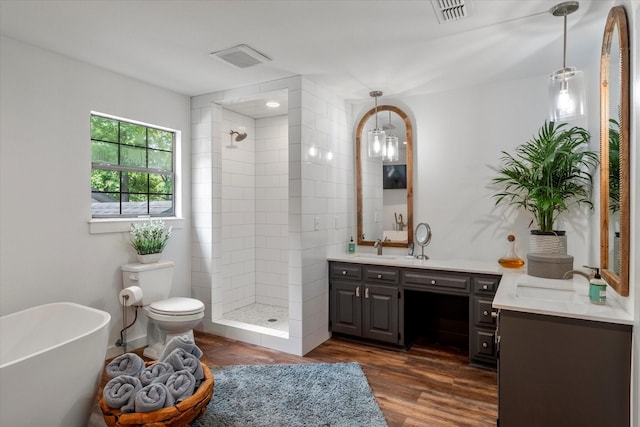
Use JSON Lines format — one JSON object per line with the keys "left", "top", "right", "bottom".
{"left": 194, "top": 331, "right": 498, "bottom": 426}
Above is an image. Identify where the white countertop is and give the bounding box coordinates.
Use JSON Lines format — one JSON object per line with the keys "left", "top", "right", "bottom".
{"left": 328, "top": 254, "right": 634, "bottom": 325}
{"left": 494, "top": 269, "right": 634, "bottom": 325}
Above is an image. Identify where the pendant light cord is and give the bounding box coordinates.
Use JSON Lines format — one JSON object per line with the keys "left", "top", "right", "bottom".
{"left": 374, "top": 96, "right": 379, "bottom": 129}
{"left": 562, "top": 14, "right": 567, "bottom": 70}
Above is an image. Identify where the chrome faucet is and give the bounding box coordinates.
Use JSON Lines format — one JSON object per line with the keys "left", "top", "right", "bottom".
{"left": 374, "top": 239, "right": 383, "bottom": 255}
{"left": 563, "top": 269, "right": 592, "bottom": 281}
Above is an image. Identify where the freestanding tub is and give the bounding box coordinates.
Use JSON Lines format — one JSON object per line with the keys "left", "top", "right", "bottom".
{"left": 0, "top": 302, "right": 111, "bottom": 427}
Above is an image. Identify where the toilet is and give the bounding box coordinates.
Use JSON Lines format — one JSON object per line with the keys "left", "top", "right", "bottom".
{"left": 121, "top": 261, "right": 204, "bottom": 360}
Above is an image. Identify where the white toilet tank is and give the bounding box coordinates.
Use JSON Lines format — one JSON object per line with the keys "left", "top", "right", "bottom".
{"left": 121, "top": 261, "right": 175, "bottom": 305}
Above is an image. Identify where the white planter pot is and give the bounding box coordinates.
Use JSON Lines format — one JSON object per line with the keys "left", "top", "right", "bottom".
{"left": 529, "top": 231, "right": 567, "bottom": 254}
{"left": 137, "top": 253, "right": 162, "bottom": 264}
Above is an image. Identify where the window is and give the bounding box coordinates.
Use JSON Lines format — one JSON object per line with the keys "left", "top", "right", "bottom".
{"left": 91, "top": 114, "right": 175, "bottom": 218}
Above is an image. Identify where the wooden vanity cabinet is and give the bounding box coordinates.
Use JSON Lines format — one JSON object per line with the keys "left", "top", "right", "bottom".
{"left": 498, "top": 310, "right": 632, "bottom": 427}
{"left": 329, "top": 262, "right": 401, "bottom": 346}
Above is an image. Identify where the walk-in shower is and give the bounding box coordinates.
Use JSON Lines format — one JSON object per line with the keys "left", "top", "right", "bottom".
{"left": 213, "top": 90, "right": 289, "bottom": 338}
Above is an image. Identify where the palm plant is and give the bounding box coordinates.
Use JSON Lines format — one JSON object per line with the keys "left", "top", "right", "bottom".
{"left": 492, "top": 121, "right": 599, "bottom": 233}
{"left": 608, "top": 118, "right": 620, "bottom": 213}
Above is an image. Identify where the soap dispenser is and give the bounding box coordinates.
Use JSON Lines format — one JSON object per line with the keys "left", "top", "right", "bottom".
{"left": 348, "top": 236, "right": 355, "bottom": 254}
{"left": 587, "top": 267, "right": 607, "bottom": 305}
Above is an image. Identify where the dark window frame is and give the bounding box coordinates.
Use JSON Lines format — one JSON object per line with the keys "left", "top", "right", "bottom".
{"left": 91, "top": 114, "right": 175, "bottom": 218}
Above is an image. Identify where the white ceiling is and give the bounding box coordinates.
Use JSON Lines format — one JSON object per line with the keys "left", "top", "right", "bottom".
{"left": 0, "top": 0, "right": 611, "bottom": 105}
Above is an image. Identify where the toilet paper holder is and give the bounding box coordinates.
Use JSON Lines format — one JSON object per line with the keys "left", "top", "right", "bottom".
{"left": 116, "top": 285, "right": 143, "bottom": 352}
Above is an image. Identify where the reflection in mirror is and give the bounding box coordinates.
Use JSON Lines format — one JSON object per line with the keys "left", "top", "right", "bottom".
{"left": 600, "top": 6, "right": 629, "bottom": 296}
{"left": 356, "top": 106, "right": 413, "bottom": 248}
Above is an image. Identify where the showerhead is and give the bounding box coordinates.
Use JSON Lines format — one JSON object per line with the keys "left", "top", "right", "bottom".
{"left": 230, "top": 130, "right": 247, "bottom": 142}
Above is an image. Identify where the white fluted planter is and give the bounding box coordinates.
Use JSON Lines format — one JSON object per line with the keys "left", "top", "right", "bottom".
{"left": 528, "top": 231, "right": 567, "bottom": 254}
{"left": 137, "top": 253, "right": 162, "bottom": 264}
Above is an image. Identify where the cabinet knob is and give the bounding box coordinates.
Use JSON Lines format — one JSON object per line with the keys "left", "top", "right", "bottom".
{"left": 491, "top": 311, "right": 498, "bottom": 318}
{"left": 431, "top": 280, "right": 436, "bottom": 285}
{"left": 377, "top": 274, "right": 382, "bottom": 279}
{"left": 365, "top": 287, "right": 369, "bottom": 298}
{"left": 342, "top": 270, "right": 347, "bottom": 275}
{"left": 355, "top": 286, "right": 360, "bottom": 297}
{"left": 482, "top": 342, "right": 489, "bottom": 348}
{"left": 482, "top": 284, "right": 488, "bottom": 290}
{"left": 483, "top": 310, "right": 489, "bottom": 316}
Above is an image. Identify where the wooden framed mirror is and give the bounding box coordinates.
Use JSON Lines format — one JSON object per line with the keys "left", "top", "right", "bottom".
{"left": 356, "top": 105, "right": 413, "bottom": 248}
{"left": 600, "top": 6, "right": 629, "bottom": 296}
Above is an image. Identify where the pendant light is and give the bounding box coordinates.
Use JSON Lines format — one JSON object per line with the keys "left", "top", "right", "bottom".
{"left": 384, "top": 111, "right": 399, "bottom": 162}
{"left": 367, "top": 91, "right": 386, "bottom": 158}
{"left": 548, "top": 1, "right": 585, "bottom": 122}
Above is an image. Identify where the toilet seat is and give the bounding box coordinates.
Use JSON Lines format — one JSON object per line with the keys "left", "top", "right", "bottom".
{"left": 149, "top": 297, "right": 204, "bottom": 316}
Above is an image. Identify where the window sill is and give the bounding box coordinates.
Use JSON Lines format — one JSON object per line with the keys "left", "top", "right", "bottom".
{"left": 89, "top": 217, "right": 185, "bottom": 234}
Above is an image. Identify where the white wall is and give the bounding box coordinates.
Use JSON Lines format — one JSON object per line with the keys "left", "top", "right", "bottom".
{"left": 619, "top": 1, "right": 639, "bottom": 425}
{"left": 351, "top": 64, "right": 601, "bottom": 266}
{"left": 0, "top": 36, "right": 192, "bottom": 355}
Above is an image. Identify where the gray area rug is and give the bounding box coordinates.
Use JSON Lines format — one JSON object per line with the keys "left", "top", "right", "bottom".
{"left": 190, "top": 362, "right": 387, "bottom": 427}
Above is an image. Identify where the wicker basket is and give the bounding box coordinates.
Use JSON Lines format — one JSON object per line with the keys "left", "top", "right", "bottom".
{"left": 98, "top": 362, "right": 214, "bottom": 427}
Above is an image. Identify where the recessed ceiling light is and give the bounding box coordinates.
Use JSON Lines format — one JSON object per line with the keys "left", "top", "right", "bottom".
{"left": 266, "top": 101, "right": 280, "bottom": 108}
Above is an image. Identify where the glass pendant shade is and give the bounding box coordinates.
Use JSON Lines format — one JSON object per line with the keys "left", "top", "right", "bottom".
{"left": 548, "top": 2, "right": 584, "bottom": 122}
{"left": 548, "top": 67, "right": 585, "bottom": 121}
{"left": 385, "top": 135, "right": 399, "bottom": 161}
{"left": 368, "top": 128, "right": 386, "bottom": 158}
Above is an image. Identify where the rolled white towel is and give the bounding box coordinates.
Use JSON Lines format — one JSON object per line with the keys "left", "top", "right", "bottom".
{"left": 102, "top": 375, "right": 142, "bottom": 413}
{"left": 159, "top": 335, "right": 203, "bottom": 360}
{"left": 106, "top": 353, "right": 145, "bottom": 379}
{"left": 162, "top": 348, "right": 204, "bottom": 382}
{"left": 165, "top": 369, "right": 196, "bottom": 402}
{"left": 138, "top": 361, "right": 174, "bottom": 386}
{"left": 134, "top": 382, "right": 175, "bottom": 413}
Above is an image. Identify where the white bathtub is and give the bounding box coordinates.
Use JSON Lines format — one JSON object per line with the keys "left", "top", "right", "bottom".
{"left": 0, "top": 302, "right": 111, "bottom": 427}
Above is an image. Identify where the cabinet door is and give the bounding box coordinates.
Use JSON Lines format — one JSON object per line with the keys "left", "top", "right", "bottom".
{"left": 363, "top": 284, "right": 399, "bottom": 344}
{"left": 499, "top": 310, "right": 631, "bottom": 427}
{"left": 330, "top": 280, "right": 362, "bottom": 337}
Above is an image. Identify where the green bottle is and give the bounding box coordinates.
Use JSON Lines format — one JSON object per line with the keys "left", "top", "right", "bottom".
{"left": 588, "top": 267, "right": 607, "bottom": 305}
{"left": 348, "top": 236, "right": 355, "bottom": 254}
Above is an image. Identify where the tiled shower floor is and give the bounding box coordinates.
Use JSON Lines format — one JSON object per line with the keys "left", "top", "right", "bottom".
{"left": 214, "top": 303, "right": 289, "bottom": 338}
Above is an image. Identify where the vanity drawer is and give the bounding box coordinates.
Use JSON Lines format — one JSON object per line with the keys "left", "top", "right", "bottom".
{"left": 474, "top": 297, "right": 498, "bottom": 328}
{"left": 473, "top": 276, "right": 500, "bottom": 294}
{"left": 402, "top": 270, "right": 470, "bottom": 293}
{"left": 473, "top": 329, "right": 496, "bottom": 358}
{"left": 330, "top": 263, "right": 362, "bottom": 280}
{"left": 364, "top": 266, "right": 399, "bottom": 285}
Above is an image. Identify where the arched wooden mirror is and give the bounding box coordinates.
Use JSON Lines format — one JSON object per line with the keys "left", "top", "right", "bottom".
{"left": 600, "top": 6, "right": 629, "bottom": 296}
{"left": 356, "top": 105, "right": 413, "bottom": 248}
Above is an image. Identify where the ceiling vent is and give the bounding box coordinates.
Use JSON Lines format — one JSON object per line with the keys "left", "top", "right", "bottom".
{"left": 431, "top": 0, "right": 474, "bottom": 23}
{"left": 210, "top": 44, "right": 271, "bottom": 68}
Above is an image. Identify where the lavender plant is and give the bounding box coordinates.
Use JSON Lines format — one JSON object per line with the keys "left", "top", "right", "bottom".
{"left": 130, "top": 219, "right": 172, "bottom": 255}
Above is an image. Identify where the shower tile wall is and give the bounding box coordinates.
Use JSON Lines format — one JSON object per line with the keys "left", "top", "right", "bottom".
{"left": 221, "top": 110, "right": 256, "bottom": 313}
{"left": 255, "top": 115, "right": 289, "bottom": 308}
{"left": 190, "top": 105, "right": 217, "bottom": 324}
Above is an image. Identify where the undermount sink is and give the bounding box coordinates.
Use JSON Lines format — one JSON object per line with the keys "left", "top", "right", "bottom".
{"left": 515, "top": 283, "right": 575, "bottom": 302}
{"left": 354, "top": 254, "right": 400, "bottom": 259}
{"left": 353, "top": 254, "right": 406, "bottom": 260}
